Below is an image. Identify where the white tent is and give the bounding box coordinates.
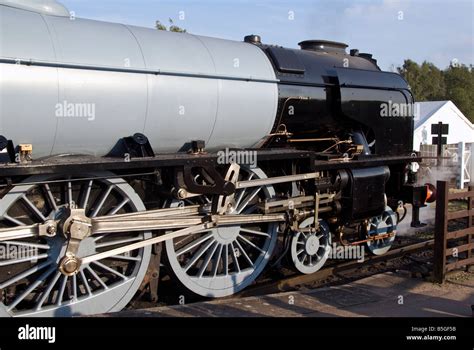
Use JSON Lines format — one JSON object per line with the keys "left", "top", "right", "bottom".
{"left": 413, "top": 101, "right": 473, "bottom": 151}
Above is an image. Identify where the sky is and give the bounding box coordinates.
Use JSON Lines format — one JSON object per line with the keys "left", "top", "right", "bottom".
{"left": 59, "top": 0, "right": 473, "bottom": 71}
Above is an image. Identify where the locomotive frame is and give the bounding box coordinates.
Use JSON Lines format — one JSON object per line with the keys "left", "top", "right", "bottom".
{"left": 0, "top": 136, "right": 428, "bottom": 316}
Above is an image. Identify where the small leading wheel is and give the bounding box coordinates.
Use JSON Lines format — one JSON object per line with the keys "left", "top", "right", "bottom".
{"left": 290, "top": 218, "right": 332, "bottom": 274}
{"left": 365, "top": 207, "right": 397, "bottom": 256}
{"left": 0, "top": 173, "right": 151, "bottom": 317}
{"left": 164, "top": 167, "right": 278, "bottom": 298}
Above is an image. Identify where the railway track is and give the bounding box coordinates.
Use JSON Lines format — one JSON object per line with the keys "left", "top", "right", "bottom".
{"left": 130, "top": 237, "right": 435, "bottom": 311}
{"left": 241, "top": 239, "right": 435, "bottom": 297}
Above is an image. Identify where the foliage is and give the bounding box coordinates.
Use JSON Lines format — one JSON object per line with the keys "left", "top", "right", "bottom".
{"left": 155, "top": 18, "right": 186, "bottom": 33}
{"left": 398, "top": 60, "right": 474, "bottom": 123}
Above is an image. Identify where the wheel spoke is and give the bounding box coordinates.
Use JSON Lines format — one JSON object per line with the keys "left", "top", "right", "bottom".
{"left": 0, "top": 261, "right": 52, "bottom": 289}
{"left": 302, "top": 253, "right": 308, "bottom": 264}
{"left": 230, "top": 242, "right": 241, "bottom": 273}
{"left": 86, "top": 266, "right": 108, "bottom": 290}
{"left": 241, "top": 204, "right": 258, "bottom": 214}
{"left": 0, "top": 253, "right": 48, "bottom": 267}
{"left": 237, "top": 234, "right": 265, "bottom": 254}
{"left": 80, "top": 270, "right": 92, "bottom": 296}
{"left": 92, "top": 261, "right": 128, "bottom": 280}
{"left": 21, "top": 194, "right": 46, "bottom": 221}
{"left": 3, "top": 214, "right": 26, "bottom": 226}
{"left": 35, "top": 272, "right": 61, "bottom": 310}
{"left": 67, "top": 181, "right": 73, "bottom": 205}
{"left": 175, "top": 232, "right": 213, "bottom": 257}
{"left": 234, "top": 239, "right": 254, "bottom": 267}
{"left": 108, "top": 254, "right": 141, "bottom": 262}
{"left": 240, "top": 227, "right": 270, "bottom": 238}
{"left": 233, "top": 173, "right": 254, "bottom": 209}
{"left": 315, "top": 251, "right": 322, "bottom": 261}
{"left": 234, "top": 190, "right": 247, "bottom": 210}
{"left": 184, "top": 238, "right": 216, "bottom": 272}
{"left": 223, "top": 244, "right": 229, "bottom": 276}
{"left": 44, "top": 184, "right": 58, "bottom": 211}
{"left": 81, "top": 180, "right": 93, "bottom": 210}
{"left": 71, "top": 274, "right": 78, "bottom": 300}
{"left": 211, "top": 244, "right": 223, "bottom": 277}
{"left": 56, "top": 275, "right": 68, "bottom": 306}
{"left": 2, "top": 241, "right": 50, "bottom": 250}
{"left": 236, "top": 187, "right": 261, "bottom": 214}
{"left": 91, "top": 185, "right": 114, "bottom": 218}
{"left": 7, "top": 265, "right": 56, "bottom": 311}
{"left": 108, "top": 198, "right": 130, "bottom": 215}
{"left": 197, "top": 241, "right": 218, "bottom": 278}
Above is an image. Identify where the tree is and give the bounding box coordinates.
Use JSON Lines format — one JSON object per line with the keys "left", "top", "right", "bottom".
{"left": 419, "top": 61, "right": 446, "bottom": 100}
{"left": 398, "top": 60, "right": 473, "bottom": 123}
{"left": 444, "top": 64, "right": 473, "bottom": 123}
{"left": 155, "top": 20, "right": 167, "bottom": 31}
{"left": 398, "top": 59, "right": 422, "bottom": 97}
{"left": 155, "top": 18, "right": 186, "bottom": 33}
{"left": 397, "top": 60, "right": 445, "bottom": 101}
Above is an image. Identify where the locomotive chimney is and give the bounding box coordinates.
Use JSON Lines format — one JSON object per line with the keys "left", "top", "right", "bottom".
{"left": 298, "top": 40, "right": 348, "bottom": 54}
{"left": 244, "top": 34, "right": 262, "bottom": 45}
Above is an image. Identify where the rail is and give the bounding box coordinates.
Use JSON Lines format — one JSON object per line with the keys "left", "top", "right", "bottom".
{"left": 243, "top": 239, "right": 434, "bottom": 296}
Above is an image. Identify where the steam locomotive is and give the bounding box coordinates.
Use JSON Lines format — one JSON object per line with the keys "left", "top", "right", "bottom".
{"left": 0, "top": 0, "right": 433, "bottom": 317}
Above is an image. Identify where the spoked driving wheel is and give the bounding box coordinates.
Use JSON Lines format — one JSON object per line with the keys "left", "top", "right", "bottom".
{"left": 0, "top": 173, "right": 151, "bottom": 317}
{"left": 165, "top": 167, "right": 278, "bottom": 297}
{"left": 365, "top": 207, "right": 397, "bottom": 256}
{"left": 290, "top": 218, "right": 332, "bottom": 274}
